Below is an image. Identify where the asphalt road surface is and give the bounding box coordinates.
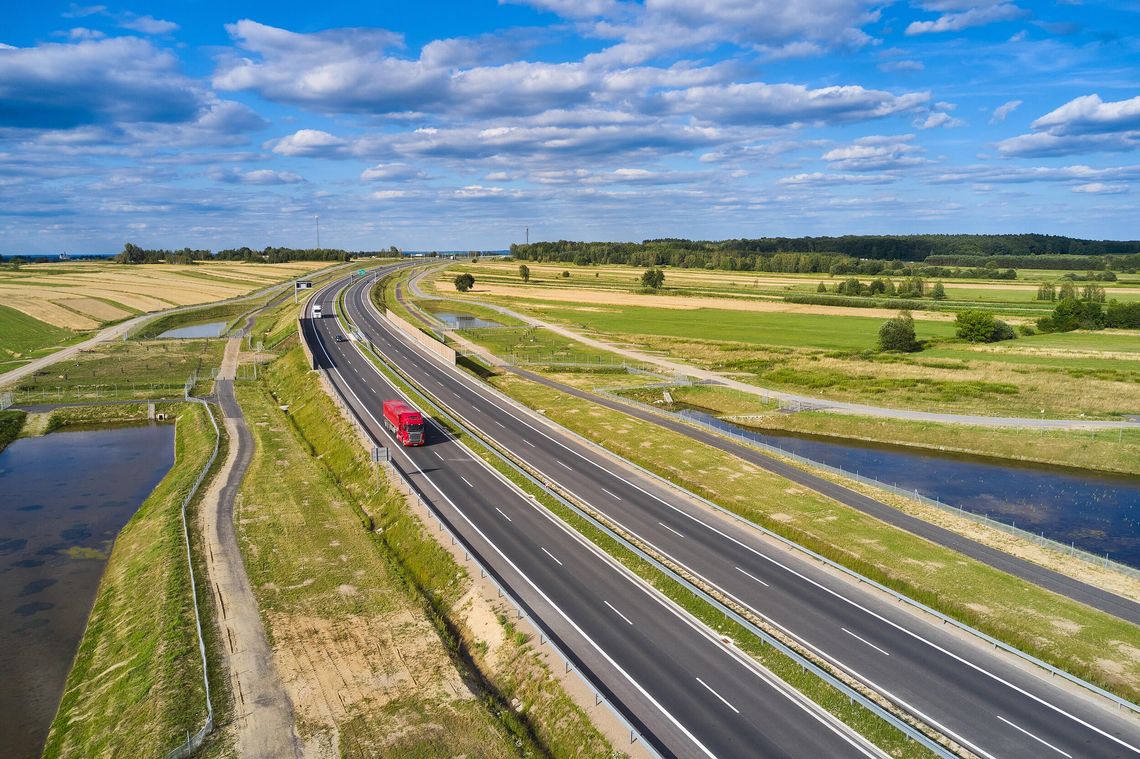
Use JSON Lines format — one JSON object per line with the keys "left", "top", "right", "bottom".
{"left": 315, "top": 271, "right": 1140, "bottom": 759}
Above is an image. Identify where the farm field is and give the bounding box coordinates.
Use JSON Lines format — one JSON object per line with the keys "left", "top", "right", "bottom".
{"left": 0, "top": 304, "right": 76, "bottom": 371}
{"left": 428, "top": 262, "right": 1140, "bottom": 419}
{"left": 0, "top": 260, "right": 331, "bottom": 331}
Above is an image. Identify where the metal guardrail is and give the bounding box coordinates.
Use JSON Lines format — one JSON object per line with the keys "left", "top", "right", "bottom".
{"left": 0, "top": 391, "right": 11, "bottom": 410}
{"left": 594, "top": 390, "right": 1140, "bottom": 717}
{"left": 160, "top": 384, "right": 220, "bottom": 759}
{"left": 332, "top": 300, "right": 953, "bottom": 758}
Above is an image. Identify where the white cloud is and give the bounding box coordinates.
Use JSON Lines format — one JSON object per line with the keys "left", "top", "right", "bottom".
{"left": 916, "top": 111, "right": 965, "bottom": 129}
{"left": 268, "top": 129, "right": 351, "bottom": 158}
{"left": 1072, "top": 182, "right": 1128, "bottom": 194}
{"left": 878, "top": 59, "right": 924, "bottom": 72}
{"left": 822, "top": 135, "right": 927, "bottom": 170}
{"left": 906, "top": 2, "right": 1026, "bottom": 35}
{"left": 777, "top": 172, "right": 898, "bottom": 186}
{"left": 211, "top": 168, "right": 304, "bottom": 185}
{"left": 360, "top": 162, "right": 428, "bottom": 182}
{"left": 119, "top": 15, "right": 179, "bottom": 35}
{"left": 997, "top": 94, "right": 1140, "bottom": 156}
{"left": 653, "top": 82, "right": 928, "bottom": 125}
{"left": 989, "top": 99, "right": 1022, "bottom": 124}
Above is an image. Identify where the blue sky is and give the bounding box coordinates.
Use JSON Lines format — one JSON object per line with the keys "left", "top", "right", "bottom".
{"left": 1, "top": 1, "right": 1138, "bottom": 253}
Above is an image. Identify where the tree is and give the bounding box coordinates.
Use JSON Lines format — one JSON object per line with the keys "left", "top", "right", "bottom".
{"left": 115, "top": 242, "right": 146, "bottom": 264}
{"left": 1081, "top": 283, "right": 1105, "bottom": 303}
{"left": 1036, "top": 282, "right": 1056, "bottom": 301}
{"left": 454, "top": 273, "right": 475, "bottom": 292}
{"left": 955, "top": 309, "right": 1014, "bottom": 342}
{"left": 878, "top": 311, "right": 920, "bottom": 352}
{"left": 1037, "top": 298, "right": 1106, "bottom": 332}
{"left": 1058, "top": 281, "right": 1077, "bottom": 301}
{"left": 816, "top": 282, "right": 828, "bottom": 293}
{"left": 518, "top": 264, "right": 530, "bottom": 283}
{"left": 640, "top": 267, "right": 665, "bottom": 289}
{"left": 930, "top": 281, "right": 946, "bottom": 300}
{"left": 561, "top": 270, "right": 570, "bottom": 278}
{"left": 389, "top": 245, "right": 400, "bottom": 256}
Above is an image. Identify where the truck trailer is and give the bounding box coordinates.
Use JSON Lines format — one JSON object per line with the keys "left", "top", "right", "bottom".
{"left": 382, "top": 400, "right": 425, "bottom": 446}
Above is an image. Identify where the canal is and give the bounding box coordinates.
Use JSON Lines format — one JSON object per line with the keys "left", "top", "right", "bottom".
{"left": 0, "top": 423, "right": 175, "bottom": 758}
{"left": 679, "top": 409, "right": 1140, "bottom": 568}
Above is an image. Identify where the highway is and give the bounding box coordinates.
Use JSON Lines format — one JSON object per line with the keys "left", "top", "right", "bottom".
{"left": 326, "top": 269, "right": 1140, "bottom": 759}
{"left": 302, "top": 271, "right": 884, "bottom": 759}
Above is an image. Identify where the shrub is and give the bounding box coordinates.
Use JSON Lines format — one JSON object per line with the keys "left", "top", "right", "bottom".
{"left": 454, "top": 273, "right": 475, "bottom": 292}
{"left": 878, "top": 311, "right": 921, "bottom": 352}
{"left": 816, "top": 282, "right": 828, "bottom": 293}
{"left": 640, "top": 268, "right": 665, "bottom": 289}
{"left": 518, "top": 264, "right": 530, "bottom": 283}
{"left": 930, "top": 281, "right": 946, "bottom": 300}
{"left": 1106, "top": 301, "right": 1140, "bottom": 328}
{"left": 1037, "top": 298, "right": 1106, "bottom": 332}
{"left": 1018, "top": 324, "right": 1037, "bottom": 336}
{"left": 955, "top": 309, "right": 1014, "bottom": 342}
{"left": 561, "top": 270, "right": 570, "bottom": 278}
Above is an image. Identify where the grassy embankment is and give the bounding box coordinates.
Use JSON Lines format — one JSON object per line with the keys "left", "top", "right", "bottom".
{"left": 132, "top": 301, "right": 257, "bottom": 340}
{"left": 619, "top": 383, "right": 1140, "bottom": 476}
{"left": 43, "top": 401, "right": 225, "bottom": 759}
{"left": 480, "top": 372, "right": 1140, "bottom": 702}
{"left": 251, "top": 346, "right": 617, "bottom": 757}
{"left": 0, "top": 409, "right": 26, "bottom": 451}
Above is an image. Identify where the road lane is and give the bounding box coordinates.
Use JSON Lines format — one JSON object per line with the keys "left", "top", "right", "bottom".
{"left": 342, "top": 273, "right": 1140, "bottom": 759}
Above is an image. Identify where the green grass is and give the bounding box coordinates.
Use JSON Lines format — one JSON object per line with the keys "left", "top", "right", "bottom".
{"left": 8, "top": 339, "right": 225, "bottom": 401}
{"left": 133, "top": 301, "right": 253, "bottom": 340}
{"left": 259, "top": 347, "right": 617, "bottom": 758}
{"left": 43, "top": 403, "right": 218, "bottom": 759}
{"left": 0, "top": 409, "right": 25, "bottom": 451}
{"left": 0, "top": 304, "right": 74, "bottom": 368}
{"left": 504, "top": 300, "right": 958, "bottom": 351}
{"left": 487, "top": 372, "right": 1140, "bottom": 703}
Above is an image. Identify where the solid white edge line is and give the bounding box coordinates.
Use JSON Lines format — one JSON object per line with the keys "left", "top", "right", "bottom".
{"left": 601, "top": 487, "right": 622, "bottom": 501}
{"left": 308, "top": 307, "right": 719, "bottom": 759}
{"left": 658, "top": 521, "right": 684, "bottom": 538}
{"left": 696, "top": 677, "right": 740, "bottom": 714}
{"left": 735, "top": 566, "right": 769, "bottom": 587}
{"left": 343, "top": 278, "right": 884, "bottom": 759}
{"left": 842, "top": 628, "right": 891, "bottom": 657}
{"left": 540, "top": 546, "right": 563, "bottom": 566}
{"left": 461, "top": 476, "right": 474, "bottom": 488}
{"left": 605, "top": 600, "right": 634, "bottom": 625}
{"left": 371, "top": 312, "right": 1140, "bottom": 757}
{"left": 995, "top": 715, "right": 1073, "bottom": 758}
{"left": 495, "top": 507, "right": 512, "bottom": 522}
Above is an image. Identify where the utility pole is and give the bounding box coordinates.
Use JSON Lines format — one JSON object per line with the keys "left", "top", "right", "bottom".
{"left": 525, "top": 226, "right": 529, "bottom": 245}
{"left": 316, "top": 214, "right": 321, "bottom": 250}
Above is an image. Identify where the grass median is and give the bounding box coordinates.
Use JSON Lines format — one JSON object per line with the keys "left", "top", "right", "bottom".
{"left": 255, "top": 346, "right": 618, "bottom": 757}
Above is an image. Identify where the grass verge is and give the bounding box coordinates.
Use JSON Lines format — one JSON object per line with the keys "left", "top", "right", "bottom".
{"left": 482, "top": 372, "right": 1140, "bottom": 703}
{"left": 257, "top": 347, "right": 618, "bottom": 757}
{"left": 43, "top": 402, "right": 221, "bottom": 758}
{"left": 0, "top": 409, "right": 25, "bottom": 451}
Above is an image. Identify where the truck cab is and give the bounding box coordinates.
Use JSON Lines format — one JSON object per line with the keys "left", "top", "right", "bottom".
{"left": 381, "top": 400, "right": 425, "bottom": 446}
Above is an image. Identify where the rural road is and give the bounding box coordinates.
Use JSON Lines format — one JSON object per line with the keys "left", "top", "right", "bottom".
{"left": 406, "top": 267, "right": 1139, "bottom": 429}
{"left": 200, "top": 332, "right": 300, "bottom": 758}
{"left": 340, "top": 272, "right": 1140, "bottom": 759}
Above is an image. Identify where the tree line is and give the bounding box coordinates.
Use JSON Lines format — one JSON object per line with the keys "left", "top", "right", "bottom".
{"left": 511, "top": 236, "right": 1140, "bottom": 271}
{"left": 112, "top": 243, "right": 408, "bottom": 264}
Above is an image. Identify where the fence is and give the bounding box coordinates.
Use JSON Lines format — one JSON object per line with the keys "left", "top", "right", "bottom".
{"left": 0, "top": 391, "right": 11, "bottom": 410}
{"left": 160, "top": 380, "right": 220, "bottom": 759}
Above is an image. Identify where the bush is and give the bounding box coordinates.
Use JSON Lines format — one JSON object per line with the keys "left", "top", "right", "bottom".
{"left": 1037, "top": 298, "right": 1106, "bottom": 332}
{"left": 1106, "top": 301, "right": 1140, "bottom": 328}
{"left": 955, "top": 309, "right": 1014, "bottom": 342}
{"left": 878, "top": 311, "right": 921, "bottom": 352}
{"left": 454, "top": 273, "right": 475, "bottom": 292}
{"left": 1018, "top": 324, "right": 1037, "bottom": 336}
{"left": 518, "top": 264, "right": 530, "bottom": 283}
{"left": 640, "top": 268, "right": 665, "bottom": 289}
{"left": 561, "top": 270, "right": 570, "bottom": 278}
{"left": 930, "top": 281, "right": 946, "bottom": 300}
{"left": 816, "top": 282, "right": 828, "bottom": 293}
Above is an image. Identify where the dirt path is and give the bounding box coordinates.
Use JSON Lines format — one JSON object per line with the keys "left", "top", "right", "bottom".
{"left": 201, "top": 336, "right": 301, "bottom": 757}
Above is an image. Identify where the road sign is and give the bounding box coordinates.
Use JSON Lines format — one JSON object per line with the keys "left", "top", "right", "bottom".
{"left": 358, "top": 268, "right": 366, "bottom": 276}
{"left": 295, "top": 280, "right": 313, "bottom": 289}
{"left": 371, "top": 446, "right": 388, "bottom": 463}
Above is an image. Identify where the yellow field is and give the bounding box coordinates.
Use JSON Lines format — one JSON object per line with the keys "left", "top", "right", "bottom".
{"left": 0, "top": 261, "right": 329, "bottom": 329}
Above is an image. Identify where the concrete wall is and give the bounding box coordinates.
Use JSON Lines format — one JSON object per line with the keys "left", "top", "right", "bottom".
{"left": 383, "top": 309, "right": 457, "bottom": 365}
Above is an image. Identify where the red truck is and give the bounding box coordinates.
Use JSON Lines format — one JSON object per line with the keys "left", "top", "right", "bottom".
{"left": 382, "top": 399, "right": 425, "bottom": 446}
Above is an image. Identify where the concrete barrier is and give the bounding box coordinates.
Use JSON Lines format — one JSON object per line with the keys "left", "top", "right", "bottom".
{"left": 384, "top": 309, "right": 457, "bottom": 365}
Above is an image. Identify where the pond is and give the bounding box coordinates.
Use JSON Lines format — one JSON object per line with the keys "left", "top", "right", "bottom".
{"left": 679, "top": 409, "right": 1140, "bottom": 568}
{"left": 432, "top": 311, "right": 504, "bottom": 329}
{"left": 157, "top": 320, "right": 227, "bottom": 338}
{"left": 0, "top": 424, "right": 175, "bottom": 758}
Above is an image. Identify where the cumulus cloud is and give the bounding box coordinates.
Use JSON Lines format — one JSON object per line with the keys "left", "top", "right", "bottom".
{"left": 268, "top": 129, "right": 353, "bottom": 158}
{"left": 360, "top": 162, "right": 428, "bottom": 182}
{"left": 916, "top": 111, "right": 964, "bottom": 129}
{"left": 211, "top": 168, "right": 304, "bottom": 185}
{"left": 1072, "top": 182, "right": 1128, "bottom": 194}
{"left": 906, "top": 2, "right": 1026, "bottom": 35}
{"left": 822, "top": 135, "right": 927, "bottom": 170}
{"left": 997, "top": 94, "right": 1140, "bottom": 156}
{"left": 930, "top": 163, "right": 1140, "bottom": 184}
{"left": 119, "top": 15, "right": 179, "bottom": 35}
{"left": 989, "top": 99, "right": 1022, "bottom": 124}
{"left": 652, "top": 82, "right": 928, "bottom": 125}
